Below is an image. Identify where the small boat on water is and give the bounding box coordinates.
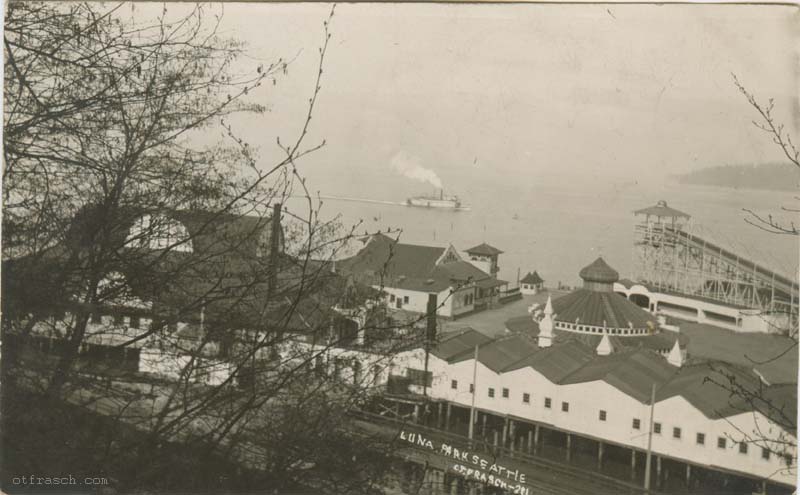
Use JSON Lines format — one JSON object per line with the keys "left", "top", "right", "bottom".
{"left": 406, "top": 189, "right": 465, "bottom": 210}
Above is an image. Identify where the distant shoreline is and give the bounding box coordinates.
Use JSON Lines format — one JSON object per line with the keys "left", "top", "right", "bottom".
{"left": 673, "top": 163, "right": 799, "bottom": 192}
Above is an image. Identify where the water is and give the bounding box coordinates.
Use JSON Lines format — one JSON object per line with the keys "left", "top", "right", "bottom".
{"left": 285, "top": 177, "right": 798, "bottom": 287}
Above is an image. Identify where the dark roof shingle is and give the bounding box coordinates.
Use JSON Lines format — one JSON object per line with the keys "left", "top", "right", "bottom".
{"left": 465, "top": 243, "right": 504, "bottom": 256}
{"left": 552, "top": 289, "right": 657, "bottom": 329}
{"left": 521, "top": 271, "right": 544, "bottom": 284}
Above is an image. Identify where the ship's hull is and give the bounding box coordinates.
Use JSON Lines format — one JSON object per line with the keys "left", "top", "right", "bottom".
{"left": 406, "top": 197, "right": 461, "bottom": 209}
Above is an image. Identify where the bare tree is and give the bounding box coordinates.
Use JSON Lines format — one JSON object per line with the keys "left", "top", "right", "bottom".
{"left": 2, "top": 3, "right": 419, "bottom": 492}
{"left": 733, "top": 75, "right": 800, "bottom": 237}
{"left": 698, "top": 76, "right": 800, "bottom": 482}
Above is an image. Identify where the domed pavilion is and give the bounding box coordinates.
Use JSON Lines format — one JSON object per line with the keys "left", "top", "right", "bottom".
{"left": 508, "top": 257, "right": 688, "bottom": 359}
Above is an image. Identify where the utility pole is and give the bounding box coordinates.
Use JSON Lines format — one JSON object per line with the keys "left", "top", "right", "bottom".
{"left": 467, "top": 344, "right": 479, "bottom": 444}
{"left": 644, "top": 383, "right": 656, "bottom": 492}
{"left": 422, "top": 293, "right": 437, "bottom": 397}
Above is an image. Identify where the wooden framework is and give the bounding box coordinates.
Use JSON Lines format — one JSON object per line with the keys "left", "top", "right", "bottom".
{"left": 633, "top": 211, "right": 797, "bottom": 329}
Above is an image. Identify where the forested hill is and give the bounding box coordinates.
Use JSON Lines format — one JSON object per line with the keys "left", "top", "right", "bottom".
{"left": 675, "top": 163, "right": 799, "bottom": 191}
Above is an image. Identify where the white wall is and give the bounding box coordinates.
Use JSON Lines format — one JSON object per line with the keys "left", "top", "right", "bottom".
{"left": 614, "top": 283, "right": 784, "bottom": 334}
{"left": 397, "top": 350, "right": 797, "bottom": 486}
{"left": 379, "top": 285, "right": 476, "bottom": 318}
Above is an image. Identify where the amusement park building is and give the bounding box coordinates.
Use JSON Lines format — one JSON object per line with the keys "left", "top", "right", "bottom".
{"left": 631, "top": 201, "right": 797, "bottom": 334}
{"left": 393, "top": 258, "right": 797, "bottom": 489}
{"left": 395, "top": 331, "right": 796, "bottom": 488}
{"left": 337, "top": 234, "right": 508, "bottom": 318}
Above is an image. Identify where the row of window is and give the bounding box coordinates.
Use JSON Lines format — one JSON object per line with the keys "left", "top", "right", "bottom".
{"left": 389, "top": 294, "right": 411, "bottom": 309}
{"left": 614, "top": 413, "right": 784, "bottom": 463}
{"left": 556, "top": 322, "right": 648, "bottom": 336}
{"left": 388, "top": 294, "right": 410, "bottom": 304}
{"left": 450, "top": 381, "right": 561, "bottom": 410}
{"left": 90, "top": 313, "right": 148, "bottom": 329}
{"left": 447, "top": 380, "right": 789, "bottom": 465}
{"left": 89, "top": 313, "right": 192, "bottom": 335}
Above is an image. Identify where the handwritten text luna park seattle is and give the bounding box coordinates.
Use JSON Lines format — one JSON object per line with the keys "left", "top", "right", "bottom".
{"left": 400, "top": 430, "right": 531, "bottom": 495}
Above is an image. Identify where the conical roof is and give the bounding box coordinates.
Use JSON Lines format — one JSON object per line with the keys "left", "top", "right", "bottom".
{"left": 579, "top": 257, "right": 619, "bottom": 284}
{"left": 551, "top": 289, "right": 656, "bottom": 330}
{"left": 634, "top": 200, "right": 690, "bottom": 220}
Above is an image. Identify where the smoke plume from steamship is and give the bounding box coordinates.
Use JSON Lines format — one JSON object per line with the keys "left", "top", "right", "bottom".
{"left": 391, "top": 151, "right": 443, "bottom": 190}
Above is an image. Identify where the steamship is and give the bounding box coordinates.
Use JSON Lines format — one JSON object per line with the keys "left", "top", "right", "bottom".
{"left": 406, "top": 190, "right": 464, "bottom": 209}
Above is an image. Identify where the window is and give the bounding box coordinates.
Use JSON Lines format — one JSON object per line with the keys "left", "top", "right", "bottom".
{"left": 130, "top": 316, "right": 140, "bottom": 329}
{"left": 390, "top": 294, "right": 396, "bottom": 302}
{"left": 654, "top": 423, "right": 662, "bottom": 435}
{"left": 403, "top": 296, "right": 409, "bottom": 304}
{"left": 502, "top": 388, "right": 509, "bottom": 398}
{"left": 561, "top": 401, "right": 569, "bottom": 412}
{"left": 488, "top": 388, "right": 495, "bottom": 398}
{"left": 451, "top": 380, "right": 458, "bottom": 390}
{"left": 127, "top": 214, "right": 193, "bottom": 252}
{"left": 673, "top": 427, "right": 682, "bottom": 439}
{"left": 113, "top": 314, "right": 124, "bottom": 325}
{"left": 406, "top": 368, "right": 432, "bottom": 387}
{"left": 599, "top": 410, "right": 607, "bottom": 421}
{"left": 469, "top": 384, "right": 474, "bottom": 394}
{"left": 696, "top": 433, "right": 705, "bottom": 445}
{"left": 761, "top": 448, "right": 771, "bottom": 461}
{"left": 717, "top": 437, "right": 727, "bottom": 449}
{"left": 632, "top": 419, "right": 641, "bottom": 430}
{"left": 739, "top": 443, "right": 748, "bottom": 455}
{"left": 544, "top": 398, "right": 552, "bottom": 409}
{"left": 523, "top": 393, "right": 530, "bottom": 404}
{"left": 783, "top": 454, "right": 793, "bottom": 467}
{"left": 91, "top": 313, "right": 102, "bottom": 324}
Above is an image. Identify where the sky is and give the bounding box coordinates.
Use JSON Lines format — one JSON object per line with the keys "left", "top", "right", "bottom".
{"left": 188, "top": 2, "right": 800, "bottom": 194}
{"left": 112, "top": 2, "right": 800, "bottom": 195}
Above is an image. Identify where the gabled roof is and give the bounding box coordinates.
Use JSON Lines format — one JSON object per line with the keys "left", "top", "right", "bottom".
{"left": 503, "top": 341, "right": 596, "bottom": 382}
{"left": 68, "top": 204, "right": 279, "bottom": 261}
{"left": 655, "top": 361, "right": 759, "bottom": 419}
{"left": 465, "top": 243, "right": 503, "bottom": 256}
{"left": 450, "top": 334, "right": 539, "bottom": 373}
{"left": 338, "top": 235, "right": 494, "bottom": 293}
{"left": 520, "top": 271, "right": 544, "bottom": 284}
{"left": 432, "top": 328, "right": 493, "bottom": 361}
{"left": 435, "top": 260, "right": 490, "bottom": 282}
{"left": 418, "top": 321, "right": 795, "bottom": 427}
{"left": 560, "top": 349, "right": 678, "bottom": 402}
{"left": 340, "top": 234, "right": 446, "bottom": 280}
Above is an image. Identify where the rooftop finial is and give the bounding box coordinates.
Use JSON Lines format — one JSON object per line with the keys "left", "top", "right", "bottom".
{"left": 596, "top": 331, "right": 614, "bottom": 356}
{"left": 538, "top": 295, "right": 554, "bottom": 348}
{"left": 667, "top": 339, "right": 684, "bottom": 367}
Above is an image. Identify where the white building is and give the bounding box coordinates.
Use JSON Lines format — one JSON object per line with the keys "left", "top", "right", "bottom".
{"left": 519, "top": 271, "right": 544, "bottom": 295}
{"left": 338, "top": 234, "right": 508, "bottom": 318}
{"left": 394, "top": 327, "right": 796, "bottom": 489}
{"left": 389, "top": 257, "right": 796, "bottom": 490}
